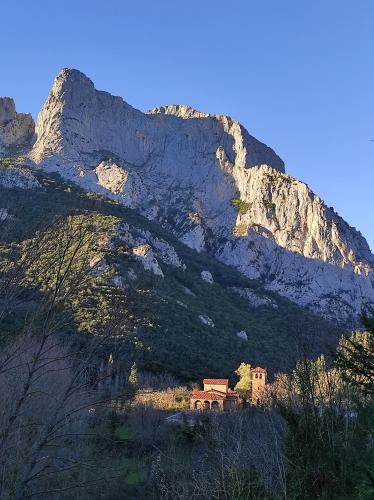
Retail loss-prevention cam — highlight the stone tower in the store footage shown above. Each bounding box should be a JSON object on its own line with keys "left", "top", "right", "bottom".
{"left": 251, "top": 367, "right": 267, "bottom": 405}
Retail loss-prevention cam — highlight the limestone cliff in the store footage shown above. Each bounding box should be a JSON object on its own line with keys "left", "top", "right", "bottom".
{"left": 0, "top": 98, "right": 34, "bottom": 154}
{"left": 28, "top": 69, "right": 374, "bottom": 325}
{"left": 31, "top": 69, "right": 284, "bottom": 173}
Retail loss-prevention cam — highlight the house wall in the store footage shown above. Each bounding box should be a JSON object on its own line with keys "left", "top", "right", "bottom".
{"left": 190, "top": 398, "right": 225, "bottom": 410}
{"left": 203, "top": 383, "right": 227, "bottom": 393}
{"left": 190, "top": 398, "right": 199, "bottom": 410}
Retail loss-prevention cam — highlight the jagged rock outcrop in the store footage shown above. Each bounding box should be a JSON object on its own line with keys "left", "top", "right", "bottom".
{"left": 28, "top": 68, "right": 374, "bottom": 325}
{"left": 230, "top": 165, "right": 373, "bottom": 269}
{"left": 236, "top": 331, "right": 248, "bottom": 341}
{"left": 0, "top": 208, "right": 8, "bottom": 221}
{"left": 95, "top": 161, "right": 128, "bottom": 194}
{"left": 231, "top": 287, "right": 278, "bottom": 309}
{"left": 201, "top": 270, "right": 214, "bottom": 284}
{"left": 198, "top": 314, "right": 215, "bottom": 327}
{"left": 0, "top": 98, "right": 34, "bottom": 154}
{"left": 132, "top": 244, "right": 164, "bottom": 277}
{"left": 0, "top": 165, "right": 40, "bottom": 189}
{"left": 116, "top": 223, "right": 185, "bottom": 270}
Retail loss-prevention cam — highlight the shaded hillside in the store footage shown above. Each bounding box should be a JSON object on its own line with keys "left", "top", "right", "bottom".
{"left": 0, "top": 162, "right": 342, "bottom": 380}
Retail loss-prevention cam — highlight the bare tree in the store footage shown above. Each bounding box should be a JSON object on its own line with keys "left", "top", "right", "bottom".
{"left": 152, "top": 409, "right": 287, "bottom": 500}
{"left": 0, "top": 213, "right": 135, "bottom": 499}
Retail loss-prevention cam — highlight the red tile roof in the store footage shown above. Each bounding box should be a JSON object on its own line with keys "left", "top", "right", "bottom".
{"left": 192, "top": 391, "right": 226, "bottom": 400}
{"left": 191, "top": 389, "right": 240, "bottom": 401}
{"left": 203, "top": 379, "right": 229, "bottom": 385}
{"left": 252, "top": 367, "right": 266, "bottom": 373}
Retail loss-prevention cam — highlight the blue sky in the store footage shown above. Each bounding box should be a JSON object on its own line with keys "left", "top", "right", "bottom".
{"left": 2, "top": 0, "right": 374, "bottom": 249}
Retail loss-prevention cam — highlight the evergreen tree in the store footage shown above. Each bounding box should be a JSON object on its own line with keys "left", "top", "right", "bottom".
{"left": 129, "top": 362, "right": 138, "bottom": 387}
{"left": 335, "top": 318, "right": 374, "bottom": 396}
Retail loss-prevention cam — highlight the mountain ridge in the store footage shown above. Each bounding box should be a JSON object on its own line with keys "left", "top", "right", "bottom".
{"left": 1, "top": 68, "right": 373, "bottom": 325}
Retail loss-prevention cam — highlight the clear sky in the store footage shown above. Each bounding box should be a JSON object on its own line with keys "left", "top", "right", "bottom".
{"left": 2, "top": 0, "right": 374, "bottom": 250}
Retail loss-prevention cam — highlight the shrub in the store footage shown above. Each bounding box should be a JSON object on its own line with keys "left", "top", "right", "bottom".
{"left": 188, "top": 212, "right": 201, "bottom": 225}
{"left": 233, "top": 223, "right": 250, "bottom": 236}
{"left": 231, "top": 198, "right": 252, "bottom": 215}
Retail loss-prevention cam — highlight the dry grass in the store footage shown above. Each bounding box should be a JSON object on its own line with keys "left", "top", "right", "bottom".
{"left": 132, "top": 387, "right": 190, "bottom": 410}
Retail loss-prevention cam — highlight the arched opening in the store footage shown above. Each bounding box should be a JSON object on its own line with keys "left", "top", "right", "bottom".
{"left": 194, "top": 400, "right": 202, "bottom": 410}
{"left": 203, "top": 400, "right": 210, "bottom": 410}
{"left": 211, "top": 401, "right": 220, "bottom": 410}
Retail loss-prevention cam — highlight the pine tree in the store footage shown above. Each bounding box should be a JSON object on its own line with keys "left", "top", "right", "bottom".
{"left": 335, "top": 318, "right": 374, "bottom": 396}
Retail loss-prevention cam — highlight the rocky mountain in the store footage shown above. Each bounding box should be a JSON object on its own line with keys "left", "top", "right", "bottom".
{"left": 0, "top": 164, "right": 340, "bottom": 378}
{"left": 0, "top": 97, "right": 34, "bottom": 155}
{"left": 3, "top": 68, "right": 374, "bottom": 326}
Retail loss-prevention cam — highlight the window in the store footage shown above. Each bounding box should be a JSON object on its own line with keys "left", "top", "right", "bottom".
{"left": 255, "top": 373, "right": 258, "bottom": 379}
{"left": 259, "top": 373, "right": 262, "bottom": 379}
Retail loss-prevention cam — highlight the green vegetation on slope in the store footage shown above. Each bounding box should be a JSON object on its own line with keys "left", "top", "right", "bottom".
{"left": 230, "top": 197, "right": 252, "bottom": 215}
{"left": 0, "top": 168, "right": 341, "bottom": 381}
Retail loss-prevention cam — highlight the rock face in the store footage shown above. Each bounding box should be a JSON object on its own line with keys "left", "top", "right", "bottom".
{"left": 231, "top": 287, "right": 278, "bottom": 309}
{"left": 28, "top": 68, "right": 374, "bottom": 325}
{"left": 116, "top": 223, "right": 185, "bottom": 270}
{"left": 229, "top": 166, "right": 373, "bottom": 268}
{"left": 198, "top": 314, "right": 215, "bottom": 327}
{"left": 31, "top": 70, "right": 284, "bottom": 172}
{"left": 95, "top": 161, "right": 128, "bottom": 194}
{"left": 0, "top": 98, "right": 34, "bottom": 153}
{"left": 201, "top": 270, "right": 214, "bottom": 284}
{"left": 0, "top": 165, "right": 40, "bottom": 190}
{"left": 0, "top": 208, "right": 8, "bottom": 221}
{"left": 236, "top": 331, "right": 248, "bottom": 341}
{"left": 132, "top": 244, "right": 164, "bottom": 277}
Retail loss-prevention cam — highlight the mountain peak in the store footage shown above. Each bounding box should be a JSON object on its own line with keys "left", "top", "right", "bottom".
{"left": 31, "top": 69, "right": 284, "bottom": 171}
{"left": 47, "top": 68, "right": 96, "bottom": 104}
{"left": 55, "top": 67, "right": 95, "bottom": 87}
{"left": 26, "top": 69, "right": 374, "bottom": 324}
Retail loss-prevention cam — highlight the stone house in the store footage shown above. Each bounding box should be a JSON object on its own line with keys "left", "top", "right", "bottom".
{"left": 190, "top": 378, "right": 240, "bottom": 410}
